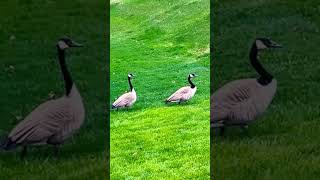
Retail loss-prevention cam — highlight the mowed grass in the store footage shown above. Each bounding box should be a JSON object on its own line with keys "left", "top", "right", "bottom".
{"left": 110, "top": 0, "right": 210, "bottom": 179}
{"left": 212, "top": 0, "right": 320, "bottom": 179}
{"left": 0, "top": 1, "right": 107, "bottom": 179}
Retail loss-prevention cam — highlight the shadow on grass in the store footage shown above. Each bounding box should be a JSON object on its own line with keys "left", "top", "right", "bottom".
{"left": 164, "top": 101, "right": 197, "bottom": 107}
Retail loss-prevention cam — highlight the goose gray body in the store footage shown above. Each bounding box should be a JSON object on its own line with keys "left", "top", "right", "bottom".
{"left": 211, "top": 78, "right": 276, "bottom": 127}
{"left": 7, "top": 85, "right": 84, "bottom": 147}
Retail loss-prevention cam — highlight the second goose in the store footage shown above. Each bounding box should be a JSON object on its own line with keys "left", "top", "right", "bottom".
{"left": 166, "top": 73, "right": 198, "bottom": 104}
{"left": 112, "top": 73, "right": 137, "bottom": 110}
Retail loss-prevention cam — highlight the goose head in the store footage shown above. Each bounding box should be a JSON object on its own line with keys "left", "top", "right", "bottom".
{"left": 128, "top": 73, "right": 135, "bottom": 79}
{"left": 189, "top": 73, "right": 198, "bottom": 79}
{"left": 255, "top": 38, "right": 282, "bottom": 50}
{"left": 58, "top": 37, "right": 83, "bottom": 50}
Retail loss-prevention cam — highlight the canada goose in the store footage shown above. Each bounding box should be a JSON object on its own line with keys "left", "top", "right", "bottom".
{"left": 112, "top": 73, "right": 137, "bottom": 110}
{"left": 0, "top": 37, "right": 85, "bottom": 157}
{"left": 166, "top": 73, "right": 198, "bottom": 104}
{"left": 211, "top": 38, "right": 282, "bottom": 134}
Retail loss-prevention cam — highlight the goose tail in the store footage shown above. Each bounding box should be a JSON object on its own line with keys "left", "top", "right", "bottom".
{"left": 0, "top": 137, "right": 17, "bottom": 151}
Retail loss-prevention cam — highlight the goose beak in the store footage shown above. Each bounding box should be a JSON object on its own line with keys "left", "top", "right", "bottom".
{"left": 270, "top": 41, "right": 282, "bottom": 48}
{"left": 70, "top": 40, "right": 83, "bottom": 47}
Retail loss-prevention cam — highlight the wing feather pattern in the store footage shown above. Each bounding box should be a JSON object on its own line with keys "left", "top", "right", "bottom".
{"left": 9, "top": 98, "right": 73, "bottom": 145}
{"left": 211, "top": 78, "right": 277, "bottom": 126}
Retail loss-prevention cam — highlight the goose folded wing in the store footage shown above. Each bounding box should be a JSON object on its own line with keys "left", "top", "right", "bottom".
{"left": 9, "top": 100, "right": 72, "bottom": 145}
{"left": 113, "top": 93, "right": 134, "bottom": 107}
{"left": 167, "top": 87, "right": 190, "bottom": 101}
{"left": 211, "top": 81, "right": 253, "bottom": 124}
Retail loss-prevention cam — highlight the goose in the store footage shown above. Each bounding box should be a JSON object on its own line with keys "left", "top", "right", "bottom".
{"left": 211, "top": 38, "right": 282, "bottom": 135}
{"left": 1, "top": 37, "right": 85, "bottom": 157}
{"left": 166, "top": 73, "right": 198, "bottom": 104}
{"left": 112, "top": 73, "right": 137, "bottom": 110}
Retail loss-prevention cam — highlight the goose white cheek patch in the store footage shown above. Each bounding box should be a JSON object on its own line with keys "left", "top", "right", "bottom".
{"left": 256, "top": 40, "right": 267, "bottom": 50}
{"left": 58, "top": 41, "right": 69, "bottom": 49}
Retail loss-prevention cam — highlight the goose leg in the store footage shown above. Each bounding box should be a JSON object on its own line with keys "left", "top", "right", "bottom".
{"left": 240, "top": 125, "right": 249, "bottom": 133}
{"left": 53, "top": 145, "right": 60, "bottom": 156}
{"left": 211, "top": 122, "right": 225, "bottom": 136}
{"left": 21, "top": 146, "right": 27, "bottom": 159}
{"left": 241, "top": 125, "right": 248, "bottom": 130}
{"left": 219, "top": 127, "right": 225, "bottom": 136}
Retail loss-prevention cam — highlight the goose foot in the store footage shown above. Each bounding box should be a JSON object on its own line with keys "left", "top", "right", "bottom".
{"left": 20, "top": 146, "right": 27, "bottom": 159}
{"left": 240, "top": 125, "right": 248, "bottom": 132}
{"left": 211, "top": 123, "right": 225, "bottom": 136}
{"left": 219, "top": 127, "right": 225, "bottom": 136}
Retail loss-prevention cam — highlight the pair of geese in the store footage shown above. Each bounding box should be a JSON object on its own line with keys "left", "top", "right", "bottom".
{"left": 0, "top": 37, "right": 280, "bottom": 157}
{"left": 111, "top": 73, "right": 198, "bottom": 110}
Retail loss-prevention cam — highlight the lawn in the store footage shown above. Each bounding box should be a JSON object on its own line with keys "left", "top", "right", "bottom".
{"left": 0, "top": 1, "right": 108, "bottom": 179}
{"left": 110, "top": 0, "right": 210, "bottom": 179}
{"left": 212, "top": 0, "right": 320, "bottom": 179}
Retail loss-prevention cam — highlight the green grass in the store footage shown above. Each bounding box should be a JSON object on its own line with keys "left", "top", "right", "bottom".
{"left": 0, "top": 1, "right": 107, "bottom": 179}
{"left": 110, "top": 0, "right": 210, "bottom": 179}
{"left": 212, "top": 0, "right": 320, "bottom": 179}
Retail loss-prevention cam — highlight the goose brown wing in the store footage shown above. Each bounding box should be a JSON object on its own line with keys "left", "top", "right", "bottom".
{"left": 8, "top": 98, "right": 72, "bottom": 145}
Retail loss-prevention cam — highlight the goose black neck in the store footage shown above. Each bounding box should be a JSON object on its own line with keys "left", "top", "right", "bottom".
{"left": 250, "top": 43, "right": 273, "bottom": 85}
{"left": 57, "top": 46, "right": 73, "bottom": 96}
{"left": 128, "top": 77, "right": 133, "bottom": 91}
{"left": 188, "top": 77, "right": 196, "bottom": 88}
